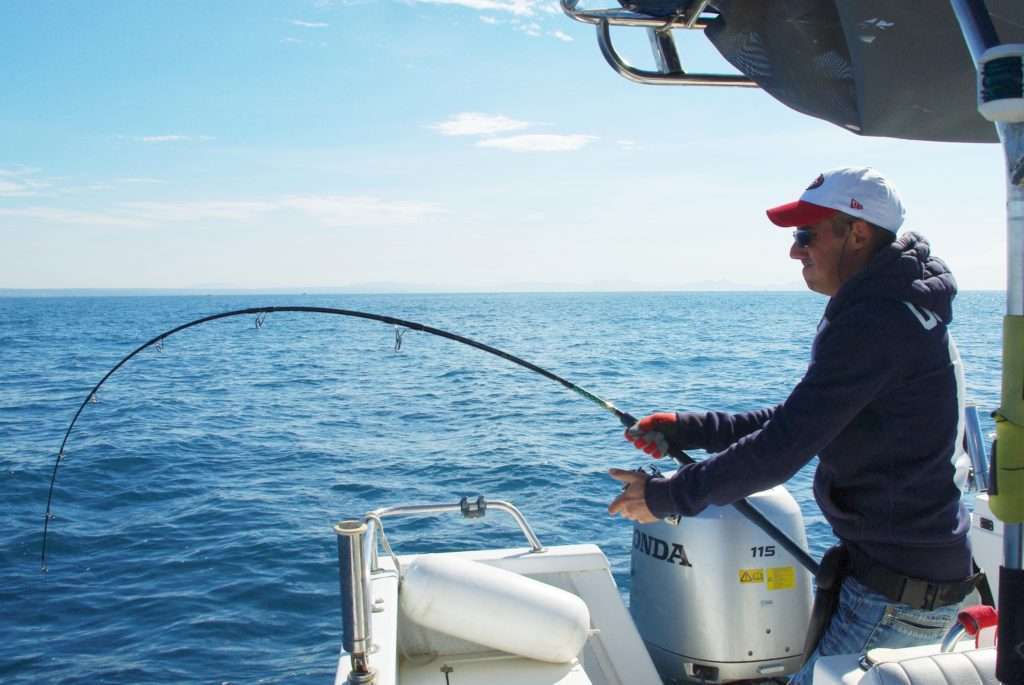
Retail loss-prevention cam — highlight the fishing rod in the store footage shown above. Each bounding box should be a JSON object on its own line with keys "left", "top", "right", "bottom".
{"left": 41, "top": 305, "right": 818, "bottom": 575}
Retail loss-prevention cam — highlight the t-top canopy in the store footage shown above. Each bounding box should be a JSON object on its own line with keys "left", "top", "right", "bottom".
{"left": 596, "top": 0, "right": 1024, "bottom": 142}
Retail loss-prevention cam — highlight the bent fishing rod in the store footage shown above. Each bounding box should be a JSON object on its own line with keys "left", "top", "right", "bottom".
{"left": 41, "top": 305, "right": 818, "bottom": 575}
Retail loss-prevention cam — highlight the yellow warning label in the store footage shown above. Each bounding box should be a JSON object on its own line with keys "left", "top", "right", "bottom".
{"left": 738, "top": 568, "right": 765, "bottom": 584}
{"left": 767, "top": 566, "right": 796, "bottom": 590}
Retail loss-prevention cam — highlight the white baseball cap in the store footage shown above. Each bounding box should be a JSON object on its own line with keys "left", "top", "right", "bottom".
{"left": 766, "top": 167, "right": 905, "bottom": 234}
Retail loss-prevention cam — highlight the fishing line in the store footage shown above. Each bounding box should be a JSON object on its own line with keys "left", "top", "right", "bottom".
{"left": 394, "top": 326, "right": 409, "bottom": 352}
{"left": 40, "top": 305, "right": 818, "bottom": 575}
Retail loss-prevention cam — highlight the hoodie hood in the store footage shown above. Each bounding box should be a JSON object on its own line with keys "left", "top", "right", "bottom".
{"left": 826, "top": 231, "right": 957, "bottom": 323}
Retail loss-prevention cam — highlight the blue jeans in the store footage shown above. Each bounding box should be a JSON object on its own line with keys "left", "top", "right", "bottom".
{"left": 788, "top": 576, "right": 961, "bottom": 685}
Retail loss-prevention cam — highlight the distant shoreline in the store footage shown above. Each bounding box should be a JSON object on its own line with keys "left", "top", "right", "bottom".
{"left": 0, "top": 287, "right": 1005, "bottom": 298}
{"left": 0, "top": 287, "right": 809, "bottom": 297}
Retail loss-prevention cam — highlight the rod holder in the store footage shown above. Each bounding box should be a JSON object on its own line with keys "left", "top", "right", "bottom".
{"left": 965, "top": 404, "right": 990, "bottom": 492}
{"left": 335, "top": 519, "right": 375, "bottom": 683}
{"left": 561, "top": 0, "right": 757, "bottom": 87}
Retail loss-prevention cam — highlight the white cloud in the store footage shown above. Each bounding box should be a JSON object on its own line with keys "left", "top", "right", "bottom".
{"left": 476, "top": 134, "right": 597, "bottom": 151}
{"left": 0, "top": 167, "right": 39, "bottom": 176}
{"left": 135, "top": 135, "right": 214, "bottom": 143}
{"left": 408, "top": 0, "right": 539, "bottom": 17}
{"left": 519, "top": 21, "right": 542, "bottom": 37}
{"left": 0, "top": 171, "right": 170, "bottom": 199}
{"left": 119, "top": 200, "right": 276, "bottom": 223}
{"left": 0, "top": 180, "right": 24, "bottom": 196}
{"left": 430, "top": 112, "right": 531, "bottom": 137}
{"left": 0, "top": 179, "right": 46, "bottom": 197}
{"left": 431, "top": 113, "right": 594, "bottom": 152}
{"left": 479, "top": 15, "right": 499, "bottom": 24}
{"left": 0, "top": 207, "right": 139, "bottom": 226}
{"left": 114, "top": 177, "right": 165, "bottom": 185}
{"left": 0, "top": 195, "right": 446, "bottom": 228}
{"left": 140, "top": 135, "right": 190, "bottom": 143}
{"left": 551, "top": 30, "right": 573, "bottom": 42}
{"left": 290, "top": 19, "right": 329, "bottom": 28}
{"left": 280, "top": 36, "right": 327, "bottom": 46}
{"left": 0, "top": 169, "right": 50, "bottom": 197}
{"left": 281, "top": 195, "right": 446, "bottom": 226}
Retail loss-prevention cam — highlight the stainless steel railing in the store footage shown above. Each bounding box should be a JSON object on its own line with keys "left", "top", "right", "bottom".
{"left": 334, "top": 497, "right": 545, "bottom": 683}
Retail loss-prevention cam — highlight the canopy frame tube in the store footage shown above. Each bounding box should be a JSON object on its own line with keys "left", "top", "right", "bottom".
{"left": 951, "top": 1, "right": 1024, "bottom": 682}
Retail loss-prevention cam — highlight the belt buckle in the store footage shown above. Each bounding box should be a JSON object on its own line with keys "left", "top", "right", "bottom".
{"left": 899, "top": 578, "right": 938, "bottom": 610}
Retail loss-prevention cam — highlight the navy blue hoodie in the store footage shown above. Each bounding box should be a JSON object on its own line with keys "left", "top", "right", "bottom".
{"left": 645, "top": 232, "right": 971, "bottom": 582}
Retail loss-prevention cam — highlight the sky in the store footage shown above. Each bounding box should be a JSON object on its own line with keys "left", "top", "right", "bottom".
{"left": 0, "top": 1, "right": 1009, "bottom": 292}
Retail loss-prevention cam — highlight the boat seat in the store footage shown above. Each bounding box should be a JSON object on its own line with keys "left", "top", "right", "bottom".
{"left": 858, "top": 648, "right": 997, "bottom": 685}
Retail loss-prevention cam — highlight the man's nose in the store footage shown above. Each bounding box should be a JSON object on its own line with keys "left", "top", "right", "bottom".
{"left": 790, "top": 241, "right": 806, "bottom": 260}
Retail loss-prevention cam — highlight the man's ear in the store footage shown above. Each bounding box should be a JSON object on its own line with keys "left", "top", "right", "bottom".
{"left": 848, "top": 219, "right": 874, "bottom": 250}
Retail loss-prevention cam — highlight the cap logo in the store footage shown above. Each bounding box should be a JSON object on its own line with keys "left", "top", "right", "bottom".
{"left": 806, "top": 174, "right": 825, "bottom": 190}
{"left": 850, "top": 198, "right": 864, "bottom": 210}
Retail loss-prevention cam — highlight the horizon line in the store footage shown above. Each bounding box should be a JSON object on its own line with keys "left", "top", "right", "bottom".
{"left": 0, "top": 286, "right": 1006, "bottom": 297}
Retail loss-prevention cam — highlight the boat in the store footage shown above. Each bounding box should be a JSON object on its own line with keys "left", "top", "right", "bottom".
{"left": 330, "top": 423, "right": 999, "bottom": 685}
{"left": 330, "top": 2, "right": 1024, "bottom": 684}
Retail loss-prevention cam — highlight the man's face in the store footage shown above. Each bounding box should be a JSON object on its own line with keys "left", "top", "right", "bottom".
{"left": 790, "top": 217, "right": 850, "bottom": 296}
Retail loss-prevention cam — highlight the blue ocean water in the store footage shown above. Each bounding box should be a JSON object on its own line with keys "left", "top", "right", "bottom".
{"left": 0, "top": 291, "right": 1004, "bottom": 683}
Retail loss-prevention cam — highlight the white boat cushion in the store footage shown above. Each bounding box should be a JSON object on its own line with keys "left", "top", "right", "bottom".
{"left": 400, "top": 556, "right": 592, "bottom": 663}
{"left": 859, "top": 649, "right": 997, "bottom": 685}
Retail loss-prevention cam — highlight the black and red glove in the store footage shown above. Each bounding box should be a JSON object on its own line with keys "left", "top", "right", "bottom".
{"left": 624, "top": 412, "right": 681, "bottom": 459}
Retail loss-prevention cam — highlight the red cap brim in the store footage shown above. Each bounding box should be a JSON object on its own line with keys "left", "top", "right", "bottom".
{"left": 765, "top": 201, "right": 837, "bottom": 227}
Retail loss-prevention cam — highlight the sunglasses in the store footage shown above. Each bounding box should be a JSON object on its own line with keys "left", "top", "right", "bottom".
{"left": 792, "top": 227, "right": 814, "bottom": 248}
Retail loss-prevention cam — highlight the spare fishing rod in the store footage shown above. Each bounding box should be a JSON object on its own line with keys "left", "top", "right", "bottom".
{"left": 41, "top": 305, "right": 818, "bottom": 575}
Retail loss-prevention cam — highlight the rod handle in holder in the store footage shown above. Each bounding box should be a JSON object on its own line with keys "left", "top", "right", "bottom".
{"left": 978, "top": 44, "right": 1024, "bottom": 124}
{"left": 335, "top": 519, "right": 376, "bottom": 683}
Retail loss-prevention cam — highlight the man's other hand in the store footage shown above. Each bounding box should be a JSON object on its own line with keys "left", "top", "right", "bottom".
{"left": 607, "top": 468, "right": 657, "bottom": 523}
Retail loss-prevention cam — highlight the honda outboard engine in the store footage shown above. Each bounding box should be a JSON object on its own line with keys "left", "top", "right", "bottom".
{"left": 630, "top": 484, "right": 814, "bottom": 683}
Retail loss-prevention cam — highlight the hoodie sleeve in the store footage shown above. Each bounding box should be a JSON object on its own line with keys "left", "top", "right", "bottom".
{"left": 675, "top": 407, "right": 779, "bottom": 451}
{"left": 646, "top": 303, "right": 900, "bottom": 518}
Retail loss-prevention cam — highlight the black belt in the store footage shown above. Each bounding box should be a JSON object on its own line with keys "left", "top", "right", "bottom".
{"left": 854, "top": 564, "right": 982, "bottom": 611}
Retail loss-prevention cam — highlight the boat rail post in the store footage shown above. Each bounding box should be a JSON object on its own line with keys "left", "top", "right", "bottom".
{"left": 335, "top": 520, "right": 376, "bottom": 684}
{"left": 965, "top": 404, "right": 990, "bottom": 492}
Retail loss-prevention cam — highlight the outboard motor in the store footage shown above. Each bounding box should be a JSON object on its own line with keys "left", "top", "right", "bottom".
{"left": 630, "top": 484, "right": 813, "bottom": 683}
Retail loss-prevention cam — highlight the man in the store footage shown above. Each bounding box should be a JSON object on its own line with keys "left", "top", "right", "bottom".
{"left": 609, "top": 167, "right": 976, "bottom": 684}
